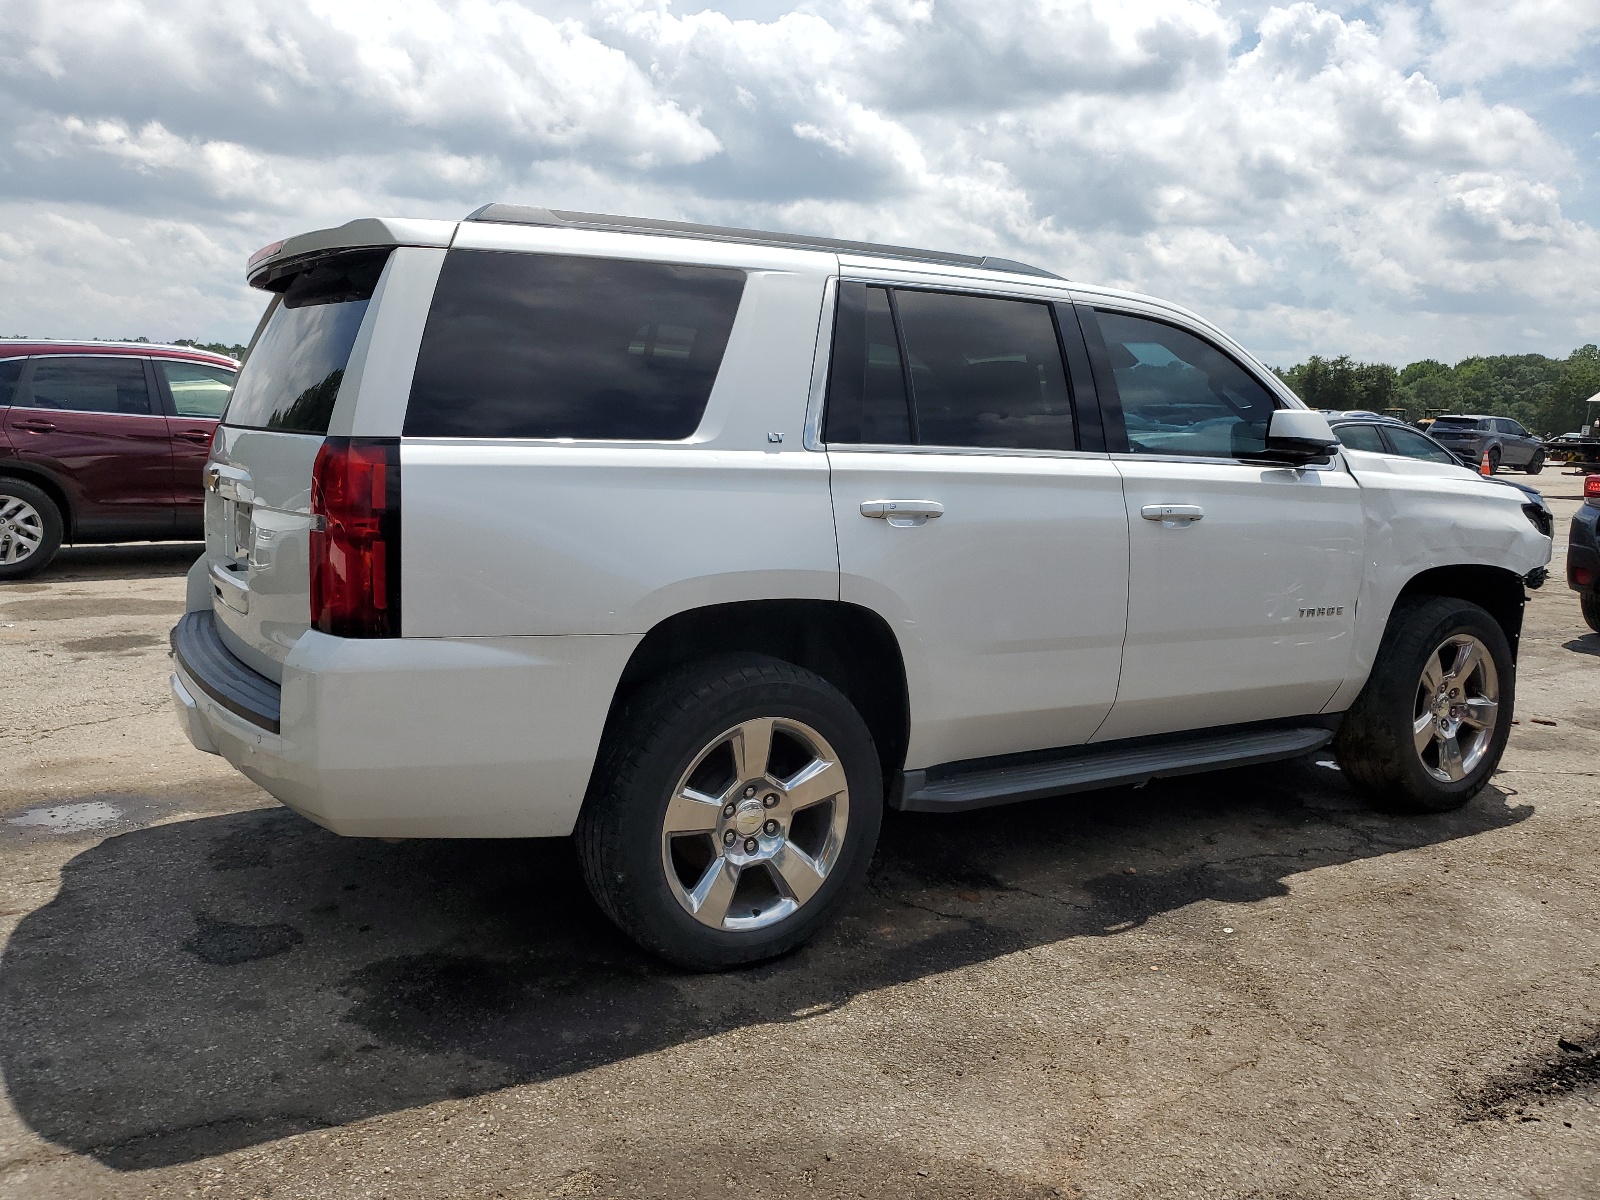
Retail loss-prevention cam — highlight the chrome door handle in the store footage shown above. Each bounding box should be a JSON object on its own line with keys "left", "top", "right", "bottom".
{"left": 1141, "top": 504, "right": 1204, "bottom": 523}
{"left": 861, "top": 499, "right": 944, "bottom": 527}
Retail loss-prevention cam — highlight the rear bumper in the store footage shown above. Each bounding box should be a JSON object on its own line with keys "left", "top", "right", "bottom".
{"left": 170, "top": 610, "right": 640, "bottom": 838}
{"left": 1569, "top": 504, "right": 1600, "bottom": 592}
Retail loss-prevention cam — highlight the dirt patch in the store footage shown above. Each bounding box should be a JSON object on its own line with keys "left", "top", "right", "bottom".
{"left": 59, "top": 632, "right": 165, "bottom": 653}
{"left": 1463, "top": 1032, "right": 1600, "bottom": 1121}
{"left": 2, "top": 597, "right": 183, "bottom": 621}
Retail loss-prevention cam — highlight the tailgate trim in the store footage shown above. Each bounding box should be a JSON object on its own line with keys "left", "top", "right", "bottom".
{"left": 171, "top": 611, "right": 282, "bottom": 734}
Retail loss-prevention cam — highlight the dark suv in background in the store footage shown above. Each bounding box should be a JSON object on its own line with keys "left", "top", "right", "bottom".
{"left": 0, "top": 341, "right": 237, "bottom": 578}
{"left": 1426, "top": 414, "right": 1545, "bottom": 474}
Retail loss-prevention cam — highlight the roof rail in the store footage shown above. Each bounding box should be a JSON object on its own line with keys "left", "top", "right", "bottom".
{"left": 463, "top": 204, "right": 1063, "bottom": 280}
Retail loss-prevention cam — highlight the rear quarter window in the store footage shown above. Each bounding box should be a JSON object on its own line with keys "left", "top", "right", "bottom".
{"left": 404, "top": 250, "right": 746, "bottom": 440}
{"left": 0, "top": 358, "right": 21, "bottom": 406}
{"left": 225, "top": 250, "right": 390, "bottom": 433}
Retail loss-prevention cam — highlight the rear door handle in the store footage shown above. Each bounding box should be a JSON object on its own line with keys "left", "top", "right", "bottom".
{"left": 12, "top": 419, "right": 55, "bottom": 433}
{"left": 1141, "top": 504, "right": 1204, "bottom": 524}
{"left": 861, "top": 499, "right": 944, "bottom": 527}
{"left": 174, "top": 428, "right": 214, "bottom": 444}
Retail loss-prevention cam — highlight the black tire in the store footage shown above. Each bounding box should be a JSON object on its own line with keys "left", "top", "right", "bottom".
{"left": 576, "top": 654, "right": 883, "bottom": 970}
{"left": 1487, "top": 446, "right": 1501, "bottom": 473}
{"left": 1334, "top": 596, "right": 1514, "bottom": 813}
{"left": 1583, "top": 594, "right": 1600, "bottom": 635}
{"left": 0, "top": 478, "right": 63, "bottom": 580}
{"left": 1523, "top": 450, "right": 1544, "bottom": 475}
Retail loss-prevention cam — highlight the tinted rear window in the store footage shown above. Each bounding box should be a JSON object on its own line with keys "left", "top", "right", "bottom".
{"left": 225, "top": 250, "right": 390, "bottom": 433}
{"left": 1430, "top": 417, "right": 1480, "bottom": 429}
{"left": 404, "top": 250, "right": 746, "bottom": 440}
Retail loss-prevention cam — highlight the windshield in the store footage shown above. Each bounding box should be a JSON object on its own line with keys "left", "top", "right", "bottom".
{"left": 225, "top": 250, "right": 391, "bottom": 432}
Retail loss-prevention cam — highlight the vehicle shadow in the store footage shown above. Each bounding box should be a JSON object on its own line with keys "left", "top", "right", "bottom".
{"left": 1563, "top": 633, "right": 1600, "bottom": 657}
{"left": 11, "top": 542, "right": 204, "bottom": 584}
{"left": 0, "top": 758, "right": 1529, "bottom": 1170}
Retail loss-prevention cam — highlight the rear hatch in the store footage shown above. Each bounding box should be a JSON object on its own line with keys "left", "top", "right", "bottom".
{"left": 1428, "top": 417, "right": 1482, "bottom": 443}
{"left": 206, "top": 249, "right": 391, "bottom": 680}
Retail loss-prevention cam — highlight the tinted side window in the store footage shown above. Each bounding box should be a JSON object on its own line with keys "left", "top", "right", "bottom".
{"left": 1384, "top": 426, "right": 1458, "bottom": 464}
{"left": 24, "top": 357, "right": 153, "bottom": 415}
{"left": 226, "top": 250, "right": 389, "bottom": 432}
{"left": 824, "top": 284, "right": 912, "bottom": 445}
{"left": 405, "top": 251, "right": 746, "bottom": 440}
{"left": 162, "top": 361, "right": 236, "bottom": 418}
{"left": 894, "top": 290, "right": 1075, "bottom": 451}
{"left": 0, "top": 359, "right": 21, "bottom": 407}
{"left": 1333, "top": 423, "right": 1386, "bottom": 452}
{"left": 1095, "top": 312, "right": 1276, "bottom": 457}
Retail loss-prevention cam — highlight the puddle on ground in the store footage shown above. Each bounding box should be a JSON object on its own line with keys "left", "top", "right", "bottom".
{"left": 5, "top": 802, "right": 124, "bottom": 834}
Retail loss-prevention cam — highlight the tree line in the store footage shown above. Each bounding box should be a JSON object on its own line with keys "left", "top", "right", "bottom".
{"left": 1275, "top": 345, "right": 1600, "bottom": 436}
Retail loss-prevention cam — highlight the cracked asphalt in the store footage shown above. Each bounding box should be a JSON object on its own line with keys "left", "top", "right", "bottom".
{"left": 1, "top": 476, "right": 1598, "bottom": 1199}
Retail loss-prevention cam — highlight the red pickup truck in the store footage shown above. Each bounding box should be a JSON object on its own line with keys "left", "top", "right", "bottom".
{"left": 0, "top": 341, "right": 239, "bottom": 578}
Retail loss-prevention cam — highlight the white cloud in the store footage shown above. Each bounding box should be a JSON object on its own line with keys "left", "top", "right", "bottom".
{"left": 0, "top": 0, "right": 1595, "bottom": 363}
{"left": 1426, "top": 0, "right": 1600, "bottom": 83}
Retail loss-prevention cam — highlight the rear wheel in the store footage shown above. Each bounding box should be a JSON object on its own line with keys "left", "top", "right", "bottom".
{"left": 576, "top": 655, "right": 883, "bottom": 970}
{"left": 0, "top": 479, "right": 63, "bottom": 580}
{"left": 1487, "top": 446, "right": 1502, "bottom": 473}
{"left": 1583, "top": 594, "right": 1600, "bottom": 635}
{"left": 1524, "top": 450, "right": 1544, "bottom": 475}
{"left": 1335, "top": 596, "right": 1513, "bottom": 812}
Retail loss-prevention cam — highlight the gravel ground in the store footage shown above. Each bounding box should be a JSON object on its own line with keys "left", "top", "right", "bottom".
{"left": 0, "top": 476, "right": 1596, "bottom": 1200}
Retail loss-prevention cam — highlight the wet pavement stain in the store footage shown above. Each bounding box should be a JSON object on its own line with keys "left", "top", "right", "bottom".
{"left": 60, "top": 632, "right": 165, "bottom": 653}
{"left": 184, "top": 911, "right": 305, "bottom": 966}
{"left": 2, "top": 597, "right": 184, "bottom": 621}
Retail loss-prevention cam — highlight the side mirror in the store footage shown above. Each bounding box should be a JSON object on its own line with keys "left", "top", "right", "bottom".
{"left": 1257, "top": 409, "right": 1341, "bottom": 465}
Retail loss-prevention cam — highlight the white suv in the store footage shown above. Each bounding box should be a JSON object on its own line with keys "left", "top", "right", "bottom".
{"left": 170, "top": 206, "right": 1551, "bottom": 968}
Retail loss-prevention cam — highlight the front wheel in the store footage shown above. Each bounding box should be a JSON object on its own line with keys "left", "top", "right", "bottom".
{"left": 576, "top": 655, "right": 883, "bottom": 970}
{"left": 1335, "top": 596, "right": 1513, "bottom": 812}
{"left": 1523, "top": 450, "right": 1544, "bottom": 475}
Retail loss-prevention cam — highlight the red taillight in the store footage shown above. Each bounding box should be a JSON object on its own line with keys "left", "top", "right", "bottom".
{"left": 1586, "top": 475, "right": 1600, "bottom": 503}
{"left": 310, "top": 437, "right": 401, "bottom": 638}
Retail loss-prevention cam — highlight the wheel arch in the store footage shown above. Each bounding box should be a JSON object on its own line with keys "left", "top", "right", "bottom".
{"left": 602, "top": 599, "right": 911, "bottom": 786}
{"left": 1395, "top": 564, "right": 1527, "bottom": 659}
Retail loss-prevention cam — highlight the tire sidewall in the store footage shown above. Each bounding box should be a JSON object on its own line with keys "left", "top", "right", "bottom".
{"left": 1380, "top": 601, "right": 1514, "bottom": 809}
{"left": 0, "top": 479, "right": 63, "bottom": 580}
{"left": 593, "top": 664, "right": 883, "bottom": 968}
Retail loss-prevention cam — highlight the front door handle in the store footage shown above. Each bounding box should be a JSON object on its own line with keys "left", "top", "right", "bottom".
{"left": 1141, "top": 503, "right": 1204, "bottom": 524}
{"left": 861, "top": 499, "right": 944, "bottom": 527}
{"left": 12, "top": 419, "right": 55, "bottom": 433}
{"left": 174, "top": 428, "right": 214, "bottom": 444}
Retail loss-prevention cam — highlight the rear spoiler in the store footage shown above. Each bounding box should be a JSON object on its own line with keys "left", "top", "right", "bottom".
{"left": 246, "top": 218, "right": 455, "bottom": 290}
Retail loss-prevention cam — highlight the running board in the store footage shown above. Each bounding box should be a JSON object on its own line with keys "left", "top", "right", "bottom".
{"left": 893, "top": 725, "right": 1336, "bottom": 813}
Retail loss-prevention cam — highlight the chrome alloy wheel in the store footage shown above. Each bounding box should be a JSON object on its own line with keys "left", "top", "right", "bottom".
{"left": 0, "top": 495, "right": 44, "bottom": 565}
{"left": 1412, "top": 632, "right": 1500, "bottom": 783}
{"left": 661, "top": 716, "right": 850, "bottom": 932}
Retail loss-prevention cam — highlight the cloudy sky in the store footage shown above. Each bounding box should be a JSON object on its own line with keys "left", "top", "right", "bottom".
{"left": 1, "top": 0, "right": 1596, "bottom": 366}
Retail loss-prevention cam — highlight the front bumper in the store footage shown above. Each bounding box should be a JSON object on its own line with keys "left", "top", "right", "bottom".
{"left": 170, "top": 609, "right": 640, "bottom": 838}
